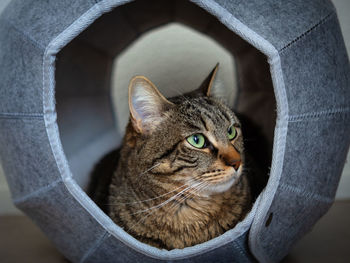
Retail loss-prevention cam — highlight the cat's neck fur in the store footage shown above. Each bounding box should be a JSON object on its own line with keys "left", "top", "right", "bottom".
{"left": 103, "top": 65, "right": 252, "bottom": 250}
{"left": 108, "top": 122, "right": 250, "bottom": 250}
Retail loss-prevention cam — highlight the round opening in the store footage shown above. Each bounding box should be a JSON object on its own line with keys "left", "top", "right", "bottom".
{"left": 55, "top": 0, "right": 275, "bottom": 250}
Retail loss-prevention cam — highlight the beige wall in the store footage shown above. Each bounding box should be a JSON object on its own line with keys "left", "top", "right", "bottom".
{"left": 112, "top": 23, "right": 236, "bottom": 136}
{"left": 0, "top": 0, "right": 349, "bottom": 214}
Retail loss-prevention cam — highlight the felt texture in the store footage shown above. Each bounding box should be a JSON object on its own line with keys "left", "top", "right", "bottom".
{"left": 255, "top": 113, "right": 350, "bottom": 262}
{"left": 117, "top": 0, "right": 173, "bottom": 33}
{"left": 0, "top": 0, "right": 349, "bottom": 262}
{"left": 175, "top": 0, "right": 218, "bottom": 33}
{"left": 78, "top": 8, "right": 139, "bottom": 57}
{"left": 280, "top": 14, "right": 350, "bottom": 115}
{"left": 283, "top": 114, "right": 350, "bottom": 198}
{"left": 1, "top": 0, "right": 96, "bottom": 48}
{"left": 16, "top": 181, "right": 108, "bottom": 263}
{"left": 55, "top": 42, "right": 113, "bottom": 98}
{"left": 213, "top": 0, "right": 334, "bottom": 50}
{"left": 84, "top": 232, "right": 256, "bottom": 263}
{"left": 0, "top": 118, "right": 61, "bottom": 199}
{"left": 0, "top": 21, "right": 44, "bottom": 114}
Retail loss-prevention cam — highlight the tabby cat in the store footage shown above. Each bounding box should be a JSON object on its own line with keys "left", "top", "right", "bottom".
{"left": 89, "top": 64, "right": 251, "bottom": 250}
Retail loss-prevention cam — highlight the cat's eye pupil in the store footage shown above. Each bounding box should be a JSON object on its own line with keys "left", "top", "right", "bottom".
{"left": 227, "top": 125, "right": 237, "bottom": 140}
{"left": 187, "top": 134, "right": 206, "bottom": 148}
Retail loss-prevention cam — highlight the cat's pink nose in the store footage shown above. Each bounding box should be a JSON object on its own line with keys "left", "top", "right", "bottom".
{"left": 224, "top": 157, "right": 241, "bottom": 171}
{"left": 220, "top": 147, "right": 241, "bottom": 170}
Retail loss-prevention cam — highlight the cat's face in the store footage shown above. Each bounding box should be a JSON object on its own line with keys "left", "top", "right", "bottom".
{"left": 127, "top": 65, "right": 244, "bottom": 196}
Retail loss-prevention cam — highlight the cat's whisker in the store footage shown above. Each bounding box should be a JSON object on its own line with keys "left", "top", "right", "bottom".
{"left": 127, "top": 181, "right": 208, "bottom": 233}
{"left": 131, "top": 182, "right": 201, "bottom": 215}
{"left": 128, "top": 181, "right": 205, "bottom": 233}
{"left": 167, "top": 181, "right": 210, "bottom": 212}
{"left": 126, "top": 185, "right": 195, "bottom": 232}
{"left": 105, "top": 177, "right": 200, "bottom": 206}
{"left": 167, "top": 183, "right": 210, "bottom": 215}
{"left": 110, "top": 177, "right": 199, "bottom": 205}
{"left": 139, "top": 162, "right": 161, "bottom": 176}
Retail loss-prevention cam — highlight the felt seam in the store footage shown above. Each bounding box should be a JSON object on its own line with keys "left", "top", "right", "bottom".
{"left": 232, "top": 240, "right": 249, "bottom": 259}
{"left": 279, "top": 11, "right": 335, "bottom": 54}
{"left": 279, "top": 183, "right": 333, "bottom": 204}
{"left": 0, "top": 113, "right": 43, "bottom": 119}
{"left": 13, "top": 179, "right": 63, "bottom": 205}
{"left": 0, "top": 18, "right": 45, "bottom": 50}
{"left": 80, "top": 232, "right": 110, "bottom": 263}
{"left": 288, "top": 107, "right": 350, "bottom": 122}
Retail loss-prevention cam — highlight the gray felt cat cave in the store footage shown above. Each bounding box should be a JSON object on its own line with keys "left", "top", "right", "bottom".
{"left": 0, "top": 0, "right": 350, "bottom": 262}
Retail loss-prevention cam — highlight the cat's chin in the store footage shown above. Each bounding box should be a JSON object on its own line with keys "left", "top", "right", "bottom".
{"left": 203, "top": 166, "right": 243, "bottom": 195}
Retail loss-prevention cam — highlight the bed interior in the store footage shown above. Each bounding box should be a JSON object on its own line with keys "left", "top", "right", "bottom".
{"left": 55, "top": 0, "right": 275, "bottom": 209}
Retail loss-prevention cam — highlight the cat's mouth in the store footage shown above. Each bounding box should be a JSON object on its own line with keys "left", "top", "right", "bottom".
{"left": 194, "top": 164, "right": 243, "bottom": 195}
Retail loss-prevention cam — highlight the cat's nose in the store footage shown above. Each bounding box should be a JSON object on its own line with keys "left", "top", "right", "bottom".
{"left": 220, "top": 146, "right": 241, "bottom": 171}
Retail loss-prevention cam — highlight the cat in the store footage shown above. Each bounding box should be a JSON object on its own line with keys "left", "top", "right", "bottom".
{"left": 89, "top": 64, "right": 252, "bottom": 250}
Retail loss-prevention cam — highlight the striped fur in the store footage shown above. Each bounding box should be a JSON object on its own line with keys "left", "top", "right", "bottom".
{"left": 101, "top": 67, "right": 251, "bottom": 250}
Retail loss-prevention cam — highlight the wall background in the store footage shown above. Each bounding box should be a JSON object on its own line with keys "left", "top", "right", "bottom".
{"left": 0, "top": 0, "right": 349, "bottom": 214}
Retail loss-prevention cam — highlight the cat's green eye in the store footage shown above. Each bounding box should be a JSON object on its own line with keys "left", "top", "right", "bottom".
{"left": 187, "top": 134, "right": 206, "bottom": 148}
{"left": 227, "top": 125, "right": 237, "bottom": 140}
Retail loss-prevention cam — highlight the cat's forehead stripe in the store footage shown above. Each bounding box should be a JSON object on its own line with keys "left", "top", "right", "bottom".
{"left": 199, "top": 114, "right": 209, "bottom": 131}
{"left": 201, "top": 103, "right": 230, "bottom": 127}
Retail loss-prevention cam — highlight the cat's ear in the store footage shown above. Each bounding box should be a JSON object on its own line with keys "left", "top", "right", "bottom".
{"left": 197, "top": 63, "right": 221, "bottom": 97}
{"left": 129, "top": 76, "right": 173, "bottom": 134}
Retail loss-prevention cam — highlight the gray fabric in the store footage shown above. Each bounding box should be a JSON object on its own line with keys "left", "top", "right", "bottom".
{"left": 254, "top": 113, "right": 350, "bottom": 262}
{"left": 55, "top": 43, "right": 113, "bottom": 98}
{"left": 213, "top": 0, "right": 334, "bottom": 51}
{"left": 0, "top": 21, "right": 44, "bottom": 114}
{"left": 78, "top": 8, "right": 139, "bottom": 57}
{"left": 175, "top": 0, "right": 219, "bottom": 33}
{"left": 0, "top": 0, "right": 349, "bottom": 262}
{"left": 1, "top": 0, "right": 96, "bottom": 48}
{"left": 280, "top": 15, "right": 350, "bottom": 116}
{"left": 249, "top": 13, "right": 350, "bottom": 262}
{"left": 0, "top": 118, "right": 61, "bottom": 199}
{"left": 117, "top": 0, "right": 173, "bottom": 34}
{"left": 84, "top": 231, "right": 255, "bottom": 263}
{"left": 16, "top": 181, "right": 107, "bottom": 263}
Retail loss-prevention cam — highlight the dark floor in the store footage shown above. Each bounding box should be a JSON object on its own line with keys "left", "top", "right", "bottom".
{"left": 281, "top": 200, "right": 350, "bottom": 263}
{"left": 0, "top": 201, "right": 349, "bottom": 263}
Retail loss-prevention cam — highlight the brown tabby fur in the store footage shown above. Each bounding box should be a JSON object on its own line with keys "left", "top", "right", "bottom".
{"left": 91, "top": 65, "right": 251, "bottom": 250}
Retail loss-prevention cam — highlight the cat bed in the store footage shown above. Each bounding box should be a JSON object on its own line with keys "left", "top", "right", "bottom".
{"left": 0, "top": 0, "right": 349, "bottom": 262}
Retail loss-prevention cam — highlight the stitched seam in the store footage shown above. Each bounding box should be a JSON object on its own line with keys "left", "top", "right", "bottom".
{"left": 279, "top": 183, "right": 333, "bottom": 204}
{"left": 0, "top": 113, "right": 43, "bottom": 120}
{"left": 80, "top": 232, "right": 109, "bottom": 263}
{"left": 13, "top": 179, "right": 62, "bottom": 204}
{"left": 279, "top": 12, "right": 334, "bottom": 53}
{"left": 288, "top": 107, "right": 350, "bottom": 122}
{"left": 0, "top": 18, "right": 45, "bottom": 50}
{"left": 232, "top": 240, "right": 249, "bottom": 260}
